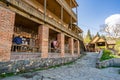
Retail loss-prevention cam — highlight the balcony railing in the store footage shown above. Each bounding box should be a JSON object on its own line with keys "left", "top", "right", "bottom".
{"left": 5, "top": 0, "right": 82, "bottom": 41}
{"left": 74, "top": 48, "right": 78, "bottom": 54}
{"left": 11, "top": 44, "right": 40, "bottom": 53}
{"left": 48, "top": 47, "right": 61, "bottom": 53}
{"left": 56, "top": 0, "right": 77, "bottom": 21}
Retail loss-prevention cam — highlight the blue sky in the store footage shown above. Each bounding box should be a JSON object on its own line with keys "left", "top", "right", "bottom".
{"left": 76, "top": 0, "right": 120, "bottom": 36}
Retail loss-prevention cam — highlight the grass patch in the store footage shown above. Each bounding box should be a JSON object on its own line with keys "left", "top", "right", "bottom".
{"left": 0, "top": 73, "right": 15, "bottom": 78}
{"left": 98, "top": 46, "right": 106, "bottom": 49}
{"left": 100, "top": 49, "right": 120, "bottom": 61}
{"left": 119, "top": 70, "right": 120, "bottom": 74}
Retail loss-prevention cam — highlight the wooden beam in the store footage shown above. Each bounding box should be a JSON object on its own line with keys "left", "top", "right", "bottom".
{"left": 44, "top": 0, "right": 47, "bottom": 21}
{"left": 61, "top": 6, "right": 63, "bottom": 24}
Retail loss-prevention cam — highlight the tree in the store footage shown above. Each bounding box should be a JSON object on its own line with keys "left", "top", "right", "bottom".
{"left": 100, "top": 24, "right": 120, "bottom": 55}
{"left": 101, "top": 34, "right": 106, "bottom": 39}
{"left": 84, "top": 29, "right": 92, "bottom": 44}
{"left": 100, "top": 24, "right": 120, "bottom": 38}
{"left": 97, "top": 32, "right": 100, "bottom": 37}
{"left": 91, "top": 34, "right": 95, "bottom": 39}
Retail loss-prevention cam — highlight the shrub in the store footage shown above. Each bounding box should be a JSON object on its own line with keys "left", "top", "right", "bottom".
{"left": 100, "top": 49, "right": 114, "bottom": 61}
{"left": 114, "top": 44, "right": 120, "bottom": 55}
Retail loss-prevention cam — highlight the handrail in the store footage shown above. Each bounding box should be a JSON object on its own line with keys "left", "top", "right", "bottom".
{"left": 5, "top": 0, "right": 82, "bottom": 41}
{"left": 56, "top": 0, "right": 77, "bottom": 20}
{"left": 11, "top": 44, "right": 40, "bottom": 53}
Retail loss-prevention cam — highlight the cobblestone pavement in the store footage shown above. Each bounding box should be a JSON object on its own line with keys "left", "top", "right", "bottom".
{"left": 2, "top": 53, "right": 120, "bottom": 80}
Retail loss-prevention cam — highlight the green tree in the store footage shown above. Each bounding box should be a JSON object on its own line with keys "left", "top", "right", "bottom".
{"left": 97, "top": 32, "right": 100, "bottom": 37}
{"left": 84, "top": 29, "right": 92, "bottom": 44}
{"left": 91, "top": 34, "right": 95, "bottom": 39}
{"left": 101, "top": 34, "right": 106, "bottom": 39}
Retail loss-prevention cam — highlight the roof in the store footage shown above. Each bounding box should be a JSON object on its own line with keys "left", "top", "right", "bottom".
{"left": 97, "top": 38, "right": 106, "bottom": 42}
{"left": 106, "top": 40, "right": 116, "bottom": 45}
{"left": 65, "top": 0, "right": 78, "bottom": 8}
{"left": 72, "top": 24, "right": 83, "bottom": 33}
{"left": 89, "top": 35, "right": 100, "bottom": 44}
{"left": 89, "top": 35, "right": 106, "bottom": 44}
{"left": 72, "top": 0, "right": 79, "bottom": 7}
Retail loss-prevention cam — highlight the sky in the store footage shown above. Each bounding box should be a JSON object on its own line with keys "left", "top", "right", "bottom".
{"left": 76, "top": 0, "right": 120, "bottom": 36}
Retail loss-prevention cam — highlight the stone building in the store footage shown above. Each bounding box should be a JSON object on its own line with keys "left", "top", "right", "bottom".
{"left": 0, "top": 0, "right": 83, "bottom": 62}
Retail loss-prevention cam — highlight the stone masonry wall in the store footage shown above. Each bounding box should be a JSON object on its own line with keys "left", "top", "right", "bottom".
{"left": 0, "top": 57, "right": 79, "bottom": 74}
{"left": 96, "top": 50, "right": 120, "bottom": 68}
{"left": 0, "top": 6, "right": 15, "bottom": 61}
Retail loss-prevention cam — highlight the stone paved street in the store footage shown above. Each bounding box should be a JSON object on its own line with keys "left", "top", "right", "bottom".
{"left": 2, "top": 53, "right": 120, "bottom": 80}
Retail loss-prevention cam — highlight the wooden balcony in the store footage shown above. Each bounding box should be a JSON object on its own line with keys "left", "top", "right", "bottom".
{"left": 4, "top": 0, "right": 82, "bottom": 41}
{"left": 56, "top": 0, "right": 77, "bottom": 21}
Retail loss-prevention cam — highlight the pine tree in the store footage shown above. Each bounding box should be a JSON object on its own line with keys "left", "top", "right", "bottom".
{"left": 101, "top": 34, "right": 106, "bottom": 39}
{"left": 84, "top": 29, "right": 92, "bottom": 44}
{"left": 97, "top": 32, "right": 100, "bottom": 37}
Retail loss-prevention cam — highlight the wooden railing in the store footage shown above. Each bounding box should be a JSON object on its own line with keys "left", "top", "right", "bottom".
{"left": 11, "top": 44, "right": 40, "bottom": 53}
{"left": 56, "top": 0, "right": 77, "bottom": 21}
{"left": 74, "top": 48, "right": 78, "bottom": 54}
{"left": 64, "top": 46, "right": 71, "bottom": 53}
{"left": 5, "top": 0, "right": 82, "bottom": 41}
{"left": 48, "top": 47, "right": 61, "bottom": 53}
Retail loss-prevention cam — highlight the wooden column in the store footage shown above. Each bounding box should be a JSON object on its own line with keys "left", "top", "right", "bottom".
{"left": 61, "top": 6, "right": 63, "bottom": 24}
{"left": 76, "top": 7, "right": 78, "bottom": 25}
{"left": 38, "top": 24, "right": 49, "bottom": 58}
{"left": 44, "top": 0, "right": 47, "bottom": 21}
{"left": 0, "top": 6, "right": 15, "bottom": 61}
{"left": 70, "top": 0, "right": 72, "bottom": 28}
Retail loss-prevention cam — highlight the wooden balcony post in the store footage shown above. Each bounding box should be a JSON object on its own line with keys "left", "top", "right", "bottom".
{"left": 76, "top": 6, "right": 78, "bottom": 25}
{"left": 70, "top": 0, "right": 72, "bottom": 7}
{"left": 44, "top": 0, "right": 47, "bottom": 21}
{"left": 70, "top": 0, "right": 72, "bottom": 28}
{"left": 61, "top": 6, "right": 63, "bottom": 24}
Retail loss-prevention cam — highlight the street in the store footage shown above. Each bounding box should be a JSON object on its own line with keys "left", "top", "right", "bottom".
{"left": 2, "top": 53, "right": 120, "bottom": 80}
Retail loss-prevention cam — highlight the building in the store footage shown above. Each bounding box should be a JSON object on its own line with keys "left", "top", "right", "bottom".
{"left": 0, "top": 0, "right": 83, "bottom": 62}
{"left": 87, "top": 35, "right": 116, "bottom": 52}
{"left": 106, "top": 39, "right": 116, "bottom": 50}
{"left": 87, "top": 35, "right": 106, "bottom": 52}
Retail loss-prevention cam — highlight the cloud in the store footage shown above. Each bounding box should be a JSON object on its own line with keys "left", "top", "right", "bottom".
{"left": 104, "top": 14, "right": 120, "bottom": 37}
{"left": 105, "top": 14, "right": 120, "bottom": 26}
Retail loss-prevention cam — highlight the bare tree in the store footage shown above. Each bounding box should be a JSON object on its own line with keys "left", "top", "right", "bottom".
{"left": 112, "top": 24, "right": 120, "bottom": 37}
{"left": 100, "top": 24, "right": 120, "bottom": 38}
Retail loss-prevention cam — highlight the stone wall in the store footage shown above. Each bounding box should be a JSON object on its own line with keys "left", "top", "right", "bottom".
{"left": 0, "top": 56, "right": 78, "bottom": 74}
{"left": 11, "top": 53, "right": 41, "bottom": 60}
{"left": 96, "top": 50, "right": 120, "bottom": 68}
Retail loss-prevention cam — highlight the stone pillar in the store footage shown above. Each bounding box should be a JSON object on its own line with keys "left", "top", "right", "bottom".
{"left": 0, "top": 6, "right": 15, "bottom": 61}
{"left": 68, "top": 37, "right": 74, "bottom": 56}
{"left": 57, "top": 33, "right": 64, "bottom": 57}
{"left": 77, "top": 40, "right": 80, "bottom": 56}
{"left": 38, "top": 24, "right": 49, "bottom": 58}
